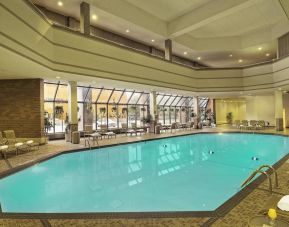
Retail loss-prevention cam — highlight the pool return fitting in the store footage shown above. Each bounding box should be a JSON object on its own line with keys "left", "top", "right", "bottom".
{"left": 241, "top": 165, "right": 278, "bottom": 194}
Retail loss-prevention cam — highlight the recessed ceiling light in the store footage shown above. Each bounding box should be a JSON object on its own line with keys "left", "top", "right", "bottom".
{"left": 266, "top": 53, "right": 270, "bottom": 57}
{"left": 151, "top": 39, "right": 155, "bottom": 42}
{"left": 126, "top": 29, "right": 130, "bottom": 33}
{"left": 197, "top": 57, "right": 201, "bottom": 60}
{"left": 278, "top": 87, "right": 282, "bottom": 91}
{"left": 258, "top": 47, "right": 262, "bottom": 51}
{"left": 92, "top": 14, "right": 98, "bottom": 20}
{"left": 56, "top": 76, "right": 61, "bottom": 79}
{"left": 229, "top": 54, "right": 233, "bottom": 57}
{"left": 238, "top": 59, "right": 243, "bottom": 63}
{"left": 184, "top": 51, "right": 188, "bottom": 55}
{"left": 57, "top": 1, "right": 63, "bottom": 6}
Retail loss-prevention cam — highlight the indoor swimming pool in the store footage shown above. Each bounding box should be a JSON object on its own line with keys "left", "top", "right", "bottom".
{"left": 0, "top": 133, "right": 289, "bottom": 213}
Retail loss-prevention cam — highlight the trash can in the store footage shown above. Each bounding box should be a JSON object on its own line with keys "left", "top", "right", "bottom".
{"left": 72, "top": 131, "right": 80, "bottom": 144}
{"left": 155, "top": 125, "right": 161, "bottom": 134}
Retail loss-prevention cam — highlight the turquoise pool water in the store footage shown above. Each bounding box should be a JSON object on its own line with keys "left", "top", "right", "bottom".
{"left": 1, "top": 133, "right": 289, "bottom": 213}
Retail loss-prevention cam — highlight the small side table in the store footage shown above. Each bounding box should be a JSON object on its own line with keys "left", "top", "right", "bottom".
{"left": 248, "top": 215, "right": 289, "bottom": 227}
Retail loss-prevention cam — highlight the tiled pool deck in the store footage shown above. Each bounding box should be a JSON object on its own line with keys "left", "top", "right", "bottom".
{"left": 1, "top": 126, "right": 289, "bottom": 226}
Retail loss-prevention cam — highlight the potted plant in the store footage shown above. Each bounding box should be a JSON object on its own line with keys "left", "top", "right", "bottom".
{"left": 64, "top": 113, "right": 70, "bottom": 142}
{"left": 226, "top": 112, "right": 233, "bottom": 124}
{"left": 99, "top": 107, "right": 106, "bottom": 113}
{"left": 122, "top": 107, "right": 127, "bottom": 114}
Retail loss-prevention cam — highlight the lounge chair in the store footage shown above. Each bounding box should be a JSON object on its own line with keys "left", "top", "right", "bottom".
{"left": 14, "top": 142, "right": 29, "bottom": 155}
{"left": 0, "top": 132, "right": 8, "bottom": 145}
{"left": 131, "top": 123, "right": 146, "bottom": 135}
{"left": 0, "top": 145, "right": 17, "bottom": 159}
{"left": 84, "top": 125, "right": 102, "bottom": 145}
{"left": 26, "top": 140, "right": 40, "bottom": 151}
{"left": 98, "top": 125, "right": 116, "bottom": 139}
{"left": 170, "top": 122, "right": 178, "bottom": 133}
{"left": 3, "top": 130, "right": 19, "bottom": 144}
{"left": 185, "top": 122, "right": 194, "bottom": 130}
{"left": 123, "top": 123, "right": 136, "bottom": 136}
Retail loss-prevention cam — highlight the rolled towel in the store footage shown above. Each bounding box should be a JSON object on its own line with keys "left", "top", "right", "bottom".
{"left": 277, "top": 195, "right": 289, "bottom": 211}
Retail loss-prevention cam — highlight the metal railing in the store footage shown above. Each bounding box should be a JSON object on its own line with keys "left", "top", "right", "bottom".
{"left": 241, "top": 165, "right": 278, "bottom": 194}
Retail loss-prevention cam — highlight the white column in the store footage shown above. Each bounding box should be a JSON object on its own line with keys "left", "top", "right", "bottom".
{"left": 275, "top": 90, "right": 283, "bottom": 131}
{"left": 150, "top": 91, "right": 157, "bottom": 121}
{"left": 194, "top": 96, "right": 200, "bottom": 117}
{"left": 80, "top": 2, "right": 90, "bottom": 35}
{"left": 165, "top": 39, "right": 172, "bottom": 61}
{"left": 68, "top": 81, "right": 78, "bottom": 125}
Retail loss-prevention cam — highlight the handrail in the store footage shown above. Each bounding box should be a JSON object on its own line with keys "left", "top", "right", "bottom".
{"left": 241, "top": 164, "right": 278, "bottom": 194}
{"left": 258, "top": 165, "right": 278, "bottom": 188}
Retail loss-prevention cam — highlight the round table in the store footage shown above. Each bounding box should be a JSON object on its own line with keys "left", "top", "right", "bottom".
{"left": 248, "top": 215, "right": 289, "bottom": 227}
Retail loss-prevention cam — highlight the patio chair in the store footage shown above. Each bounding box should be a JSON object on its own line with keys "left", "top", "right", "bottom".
{"left": 240, "top": 120, "right": 249, "bottom": 130}
{"left": 234, "top": 120, "right": 241, "bottom": 128}
{"left": 257, "top": 120, "right": 265, "bottom": 129}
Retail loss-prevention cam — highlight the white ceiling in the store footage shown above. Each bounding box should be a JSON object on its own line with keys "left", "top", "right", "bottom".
{"left": 31, "top": 0, "right": 289, "bottom": 67}
{"left": 124, "top": 0, "right": 213, "bottom": 22}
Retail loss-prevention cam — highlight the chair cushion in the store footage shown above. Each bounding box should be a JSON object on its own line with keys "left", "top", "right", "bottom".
{"left": 15, "top": 142, "right": 23, "bottom": 147}
{"left": 0, "top": 145, "right": 8, "bottom": 150}
{"left": 26, "top": 140, "right": 34, "bottom": 144}
{"left": 106, "top": 132, "right": 115, "bottom": 135}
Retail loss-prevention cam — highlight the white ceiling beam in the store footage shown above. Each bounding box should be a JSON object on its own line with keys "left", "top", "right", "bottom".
{"left": 90, "top": 0, "right": 167, "bottom": 36}
{"left": 174, "top": 34, "right": 242, "bottom": 51}
{"left": 168, "top": 0, "right": 262, "bottom": 38}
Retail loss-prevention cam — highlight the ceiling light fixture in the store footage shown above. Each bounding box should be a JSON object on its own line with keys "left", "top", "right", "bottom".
{"left": 126, "top": 29, "right": 130, "bottom": 33}
{"left": 56, "top": 76, "right": 61, "bottom": 79}
{"left": 266, "top": 53, "right": 270, "bottom": 57}
{"left": 238, "top": 59, "right": 243, "bottom": 63}
{"left": 184, "top": 51, "right": 188, "bottom": 55}
{"left": 197, "top": 57, "right": 201, "bottom": 60}
{"left": 151, "top": 39, "right": 155, "bottom": 42}
{"left": 258, "top": 47, "right": 262, "bottom": 51}
{"left": 92, "top": 14, "right": 98, "bottom": 20}
{"left": 229, "top": 54, "right": 233, "bottom": 57}
{"left": 57, "top": 1, "right": 63, "bottom": 6}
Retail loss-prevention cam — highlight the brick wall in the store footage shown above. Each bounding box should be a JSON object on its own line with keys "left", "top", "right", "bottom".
{"left": 0, "top": 79, "right": 44, "bottom": 138}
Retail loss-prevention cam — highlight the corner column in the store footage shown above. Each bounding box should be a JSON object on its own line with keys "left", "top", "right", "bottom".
{"left": 149, "top": 91, "right": 157, "bottom": 133}
{"left": 68, "top": 81, "right": 78, "bottom": 129}
{"left": 165, "top": 39, "right": 172, "bottom": 61}
{"left": 80, "top": 2, "right": 90, "bottom": 35}
{"left": 275, "top": 90, "right": 284, "bottom": 131}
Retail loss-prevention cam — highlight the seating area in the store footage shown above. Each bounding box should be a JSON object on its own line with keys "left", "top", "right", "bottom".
{"left": 233, "top": 120, "right": 267, "bottom": 130}
{"left": 0, "top": 130, "right": 39, "bottom": 159}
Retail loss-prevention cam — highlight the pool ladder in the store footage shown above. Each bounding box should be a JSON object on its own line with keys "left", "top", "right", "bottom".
{"left": 241, "top": 165, "right": 278, "bottom": 194}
